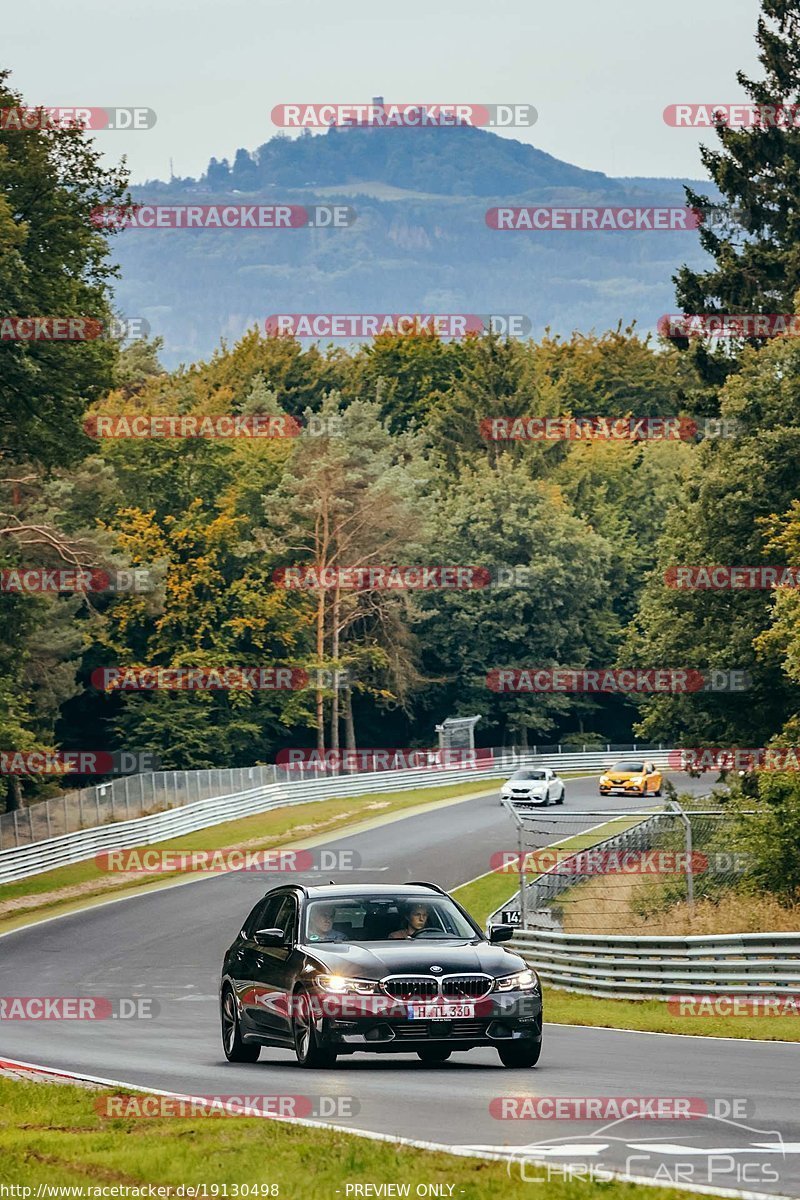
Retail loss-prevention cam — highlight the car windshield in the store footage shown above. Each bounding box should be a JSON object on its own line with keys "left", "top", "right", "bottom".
{"left": 303, "top": 895, "right": 479, "bottom": 942}
{"left": 612, "top": 761, "right": 643, "bottom": 772}
{"left": 512, "top": 769, "right": 546, "bottom": 781}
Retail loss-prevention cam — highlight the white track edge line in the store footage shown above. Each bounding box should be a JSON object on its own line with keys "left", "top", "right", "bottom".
{"left": 0, "top": 1054, "right": 793, "bottom": 1200}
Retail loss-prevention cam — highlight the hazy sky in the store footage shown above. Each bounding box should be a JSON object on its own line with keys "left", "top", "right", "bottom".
{"left": 7, "top": 0, "right": 762, "bottom": 184}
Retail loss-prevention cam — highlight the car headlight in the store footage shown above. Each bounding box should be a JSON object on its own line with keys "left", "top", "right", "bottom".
{"left": 492, "top": 969, "right": 540, "bottom": 992}
{"left": 315, "top": 975, "right": 380, "bottom": 995}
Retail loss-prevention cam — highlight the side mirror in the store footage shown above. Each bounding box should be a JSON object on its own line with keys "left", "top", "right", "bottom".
{"left": 489, "top": 924, "right": 515, "bottom": 943}
{"left": 253, "top": 927, "right": 286, "bottom": 947}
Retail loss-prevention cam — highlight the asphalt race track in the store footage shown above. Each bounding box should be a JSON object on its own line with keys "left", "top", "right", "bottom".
{"left": 3, "top": 773, "right": 799, "bottom": 1197}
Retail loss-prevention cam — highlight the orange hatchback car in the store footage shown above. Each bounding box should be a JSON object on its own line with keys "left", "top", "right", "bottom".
{"left": 598, "top": 760, "right": 663, "bottom": 797}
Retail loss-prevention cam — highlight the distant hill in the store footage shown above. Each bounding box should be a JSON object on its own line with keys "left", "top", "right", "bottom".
{"left": 111, "top": 126, "right": 717, "bottom": 367}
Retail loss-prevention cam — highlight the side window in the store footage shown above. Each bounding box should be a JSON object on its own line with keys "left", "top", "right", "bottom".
{"left": 240, "top": 900, "right": 264, "bottom": 939}
{"left": 273, "top": 895, "right": 297, "bottom": 940}
{"left": 247, "top": 892, "right": 284, "bottom": 938}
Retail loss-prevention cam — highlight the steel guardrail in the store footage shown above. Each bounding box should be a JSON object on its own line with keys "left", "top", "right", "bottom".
{"left": 0, "top": 749, "right": 675, "bottom": 884}
{"left": 508, "top": 928, "right": 800, "bottom": 998}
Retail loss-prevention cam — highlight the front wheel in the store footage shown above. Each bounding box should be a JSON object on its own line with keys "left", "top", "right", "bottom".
{"left": 417, "top": 1047, "right": 452, "bottom": 1064}
{"left": 293, "top": 990, "right": 337, "bottom": 1069}
{"left": 221, "top": 986, "right": 260, "bottom": 1063}
{"left": 497, "top": 1038, "right": 541, "bottom": 1068}
{"left": 555, "top": 788, "right": 565, "bottom": 805}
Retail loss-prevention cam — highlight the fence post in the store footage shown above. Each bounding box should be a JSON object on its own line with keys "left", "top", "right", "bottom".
{"left": 46, "top": 801, "right": 52, "bottom": 839}
{"left": 13, "top": 808, "right": 20, "bottom": 846}
{"left": 96, "top": 787, "right": 102, "bottom": 825}
{"left": 124, "top": 776, "right": 131, "bottom": 819}
{"left": 79, "top": 789, "right": 85, "bottom": 829}
{"left": 518, "top": 820, "right": 527, "bottom": 930}
{"left": 669, "top": 800, "right": 695, "bottom": 909}
{"left": 28, "top": 806, "right": 35, "bottom": 842}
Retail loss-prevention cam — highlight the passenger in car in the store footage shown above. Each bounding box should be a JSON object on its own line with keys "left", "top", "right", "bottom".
{"left": 388, "top": 902, "right": 429, "bottom": 939}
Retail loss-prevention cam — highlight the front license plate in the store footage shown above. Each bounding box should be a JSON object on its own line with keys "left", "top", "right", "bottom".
{"left": 408, "top": 1003, "right": 475, "bottom": 1019}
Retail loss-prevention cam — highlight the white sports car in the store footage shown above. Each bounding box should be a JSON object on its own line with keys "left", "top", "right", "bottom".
{"left": 500, "top": 767, "right": 565, "bottom": 808}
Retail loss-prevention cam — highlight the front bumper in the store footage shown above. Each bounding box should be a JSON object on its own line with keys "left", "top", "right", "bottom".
{"left": 312, "top": 991, "right": 542, "bottom": 1052}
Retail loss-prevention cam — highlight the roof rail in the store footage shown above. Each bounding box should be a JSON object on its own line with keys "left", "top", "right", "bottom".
{"left": 406, "top": 881, "right": 447, "bottom": 895}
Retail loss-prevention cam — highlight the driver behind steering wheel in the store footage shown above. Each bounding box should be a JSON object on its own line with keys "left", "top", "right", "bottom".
{"left": 388, "top": 901, "right": 429, "bottom": 939}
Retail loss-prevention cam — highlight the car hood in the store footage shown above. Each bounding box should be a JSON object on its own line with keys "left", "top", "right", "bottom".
{"left": 603, "top": 772, "right": 640, "bottom": 781}
{"left": 302, "top": 939, "right": 525, "bottom": 978}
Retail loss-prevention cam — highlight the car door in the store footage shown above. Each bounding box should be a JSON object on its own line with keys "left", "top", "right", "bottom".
{"left": 546, "top": 770, "right": 557, "bottom": 801}
{"left": 249, "top": 892, "right": 299, "bottom": 1040}
{"left": 237, "top": 892, "right": 287, "bottom": 1036}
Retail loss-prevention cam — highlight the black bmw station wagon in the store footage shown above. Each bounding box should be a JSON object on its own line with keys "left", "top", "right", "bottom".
{"left": 220, "top": 882, "right": 542, "bottom": 1068}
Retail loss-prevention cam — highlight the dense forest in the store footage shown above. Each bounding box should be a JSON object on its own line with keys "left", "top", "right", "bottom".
{"left": 3, "top": 0, "right": 800, "bottom": 813}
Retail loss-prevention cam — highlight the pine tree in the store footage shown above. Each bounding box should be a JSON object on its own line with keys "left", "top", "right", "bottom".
{"left": 674, "top": 1, "right": 800, "bottom": 384}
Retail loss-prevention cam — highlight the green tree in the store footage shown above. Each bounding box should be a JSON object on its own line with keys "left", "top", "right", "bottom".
{"left": 416, "top": 459, "right": 616, "bottom": 745}
{"left": 624, "top": 334, "right": 800, "bottom": 744}
{"left": 675, "top": 1, "right": 800, "bottom": 385}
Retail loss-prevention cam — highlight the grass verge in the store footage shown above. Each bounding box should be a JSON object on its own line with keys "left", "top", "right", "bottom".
{"left": 452, "top": 810, "right": 650, "bottom": 928}
{"left": 0, "top": 1074, "right": 719, "bottom": 1200}
{"left": 0, "top": 778, "right": 504, "bottom": 935}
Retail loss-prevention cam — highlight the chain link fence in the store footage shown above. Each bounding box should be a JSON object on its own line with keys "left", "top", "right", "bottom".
{"left": 492, "top": 800, "right": 748, "bottom": 935}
